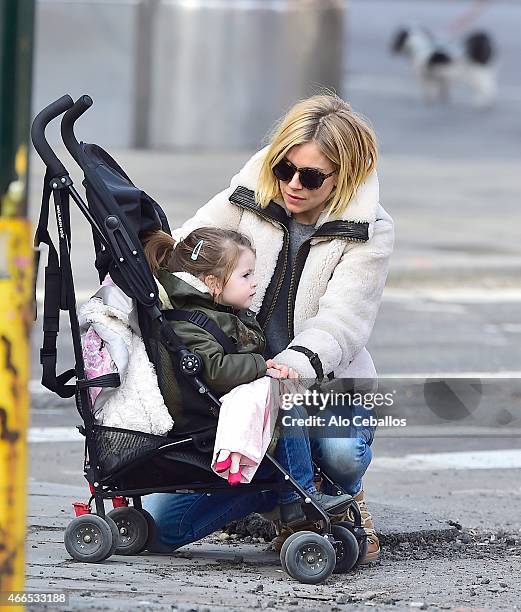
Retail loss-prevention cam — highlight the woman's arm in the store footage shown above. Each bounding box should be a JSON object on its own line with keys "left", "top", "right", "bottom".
{"left": 272, "top": 207, "right": 395, "bottom": 379}
{"left": 170, "top": 147, "right": 269, "bottom": 244}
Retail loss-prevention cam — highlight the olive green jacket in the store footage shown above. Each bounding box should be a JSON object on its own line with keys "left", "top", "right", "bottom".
{"left": 157, "top": 269, "right": 268, "bottom": 395}
{"left": 155, "top": 270, "right": 281, "bottom": 451}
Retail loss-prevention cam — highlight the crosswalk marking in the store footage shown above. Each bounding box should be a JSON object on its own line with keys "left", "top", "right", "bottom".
{"left": 28, "top": 427, "right": 81, "bottom": 443}
{"left": 371, "top": 449, "right": 521, "bottom": 471}
{"left": 383, "top": 287, "right": 521, "bottom": 303}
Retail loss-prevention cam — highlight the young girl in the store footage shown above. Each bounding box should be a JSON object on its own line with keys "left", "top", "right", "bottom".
{"left": 142, "top": 226, "right": 352, "bottom": 523}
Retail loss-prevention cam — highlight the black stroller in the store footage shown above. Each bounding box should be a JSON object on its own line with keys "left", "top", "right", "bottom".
{"left": 31, "top": 94, "right": 367, "bottom": 584}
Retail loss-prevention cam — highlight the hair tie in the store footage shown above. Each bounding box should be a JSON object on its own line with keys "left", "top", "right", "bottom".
{"left": 191, "top": 239, "right": 204, "bottom": 261}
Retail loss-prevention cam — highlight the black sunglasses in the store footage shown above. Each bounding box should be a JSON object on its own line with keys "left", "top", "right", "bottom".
{"left": 272, "top": 158, "right": 336, "bottom": 190}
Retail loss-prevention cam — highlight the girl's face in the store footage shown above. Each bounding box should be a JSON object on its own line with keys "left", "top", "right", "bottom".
{"left": 218, "top": 249, "right": 257, "bottom": 310}
{"left": 278, "top": 141, "right": 337, "bottom": 225}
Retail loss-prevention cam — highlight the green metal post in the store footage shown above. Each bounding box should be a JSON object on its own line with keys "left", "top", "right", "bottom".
{"left": 0, "top": 0, "right": 35, "bottom": 217}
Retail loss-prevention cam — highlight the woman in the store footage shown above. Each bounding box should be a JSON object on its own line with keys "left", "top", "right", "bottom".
{"left": 144, "top": 94, "right": 394, "bottom": 563}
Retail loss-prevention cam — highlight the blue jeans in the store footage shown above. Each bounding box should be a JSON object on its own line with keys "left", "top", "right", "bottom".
{"left": 144, "top": 402, "right": 375, "bottom": 551}
{"left": 274, "top": 404, "right": 317, "bottom": 504}
{"left": 143, "top": 461, "right": 280, "bottom": 553}
{"left": 309, "top": 401, "right": 376, "bottom": 497}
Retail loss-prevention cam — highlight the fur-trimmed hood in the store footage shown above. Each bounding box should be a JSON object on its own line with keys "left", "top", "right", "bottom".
{"left": 156, "top": 272, "right": 210, "bottom": 311}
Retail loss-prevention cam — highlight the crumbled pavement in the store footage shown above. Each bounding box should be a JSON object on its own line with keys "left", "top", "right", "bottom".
{"left": 24, "top": 482, "right": 521, "bottom": 611}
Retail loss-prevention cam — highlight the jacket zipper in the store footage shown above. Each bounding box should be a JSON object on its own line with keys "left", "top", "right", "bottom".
{"left": 261, "top": 222, "right": 289, "bottom": 330}
{"left": 287, "top": 234, "right": 368, "bottom": 339}
{"left": 287, "top": 239, "right": 311, "bottom": 340}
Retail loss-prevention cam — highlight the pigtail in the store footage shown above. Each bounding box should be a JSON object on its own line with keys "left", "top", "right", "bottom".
{"left": 141, "top": 230, "right": 176, "bottom": 276}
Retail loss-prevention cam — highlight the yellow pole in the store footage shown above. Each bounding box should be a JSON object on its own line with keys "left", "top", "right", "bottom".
{"left": 0, "top": 217, "right": 32, "bottom": 604}
{"left": 0, "top": 1, "right": 35, "bottom": 607}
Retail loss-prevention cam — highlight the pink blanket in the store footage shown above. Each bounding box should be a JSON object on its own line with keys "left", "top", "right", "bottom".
{"left": 211, "top": 376, "right": 303, "bottom": 483}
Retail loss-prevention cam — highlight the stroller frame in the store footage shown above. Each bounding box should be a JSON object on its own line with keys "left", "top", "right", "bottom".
{"left": 31, "top": 94, "right": 367, "bottom": 583}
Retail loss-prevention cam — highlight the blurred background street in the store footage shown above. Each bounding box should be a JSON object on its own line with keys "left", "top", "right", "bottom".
{"left": 30, "top": 0, "right": 521, "bottom": 381}
{"left": 24, "top": 0, "right": 521, "bottom": 609}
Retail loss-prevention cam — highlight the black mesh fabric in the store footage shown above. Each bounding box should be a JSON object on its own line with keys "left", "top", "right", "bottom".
{"left": 92, "top": 424, "right": 169, "bottom": 478}
{"left": 92, "top": 424, "right": 223, "bottom": 489}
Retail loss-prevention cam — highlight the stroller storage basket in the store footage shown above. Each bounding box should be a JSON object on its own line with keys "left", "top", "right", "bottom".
{"left": 90, "top": 424, "right": 177, "bottom": 479}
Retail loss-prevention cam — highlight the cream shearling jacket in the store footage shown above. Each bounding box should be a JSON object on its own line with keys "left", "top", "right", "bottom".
{"left": 170, "top": 147, "right": 394, "bottom": 383}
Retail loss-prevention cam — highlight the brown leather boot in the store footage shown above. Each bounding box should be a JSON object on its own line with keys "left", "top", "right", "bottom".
{"left": 271, "top": 518, "right": 322, "bottom": 553}
{"left": 353, "top": 488, "right": 380, "bottom": 564}
{"left": 271, "top": 489, "right": 380, "bottom": 563}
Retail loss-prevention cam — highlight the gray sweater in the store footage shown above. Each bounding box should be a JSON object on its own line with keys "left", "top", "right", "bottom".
{"left": 263, "top": 217, "right": 316, "bottom": 359}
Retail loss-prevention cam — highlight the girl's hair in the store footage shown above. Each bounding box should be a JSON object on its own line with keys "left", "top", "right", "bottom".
{"left": 140, "top": 229, "right": 176, "bottom": 276}
{"left": 256, "top": 93, "right": 377, "bottom": 223}
{"left": 141, "top": 227, "right": 255, "bottom": 299}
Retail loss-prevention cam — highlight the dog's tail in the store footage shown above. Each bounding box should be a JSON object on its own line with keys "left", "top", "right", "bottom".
{"left": 464, "top": 31, "right": 495, "bottom": 65}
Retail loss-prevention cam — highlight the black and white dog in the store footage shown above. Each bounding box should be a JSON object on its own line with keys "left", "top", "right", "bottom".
{"left": 391, "top": 26, "right": 497, "bottom": 108}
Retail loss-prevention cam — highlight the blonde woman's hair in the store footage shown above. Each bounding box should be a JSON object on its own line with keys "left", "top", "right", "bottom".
{"left": 256, "top": 94, "right": 377, "bottom": 222}
{"left": 141, "top": 227, "right": 255, "bottom": 302}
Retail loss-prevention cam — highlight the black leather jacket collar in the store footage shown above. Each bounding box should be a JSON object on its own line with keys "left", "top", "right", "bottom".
{"left": 229, "top": 186, "right": 369, "bottom": 242}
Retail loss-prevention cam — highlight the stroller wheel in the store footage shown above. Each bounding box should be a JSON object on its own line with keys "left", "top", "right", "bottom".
{"left": 139, "top": 509, "right": 157, "bottom": 552}
{"left": 331, "top": 524, "right": 359, "bottom": 573}
{"left": 279, "top": 530, "right": 313, "bottom": 574}
{"left": 64, "top": 515, "right": 114, "bottom": 563}
{"left": 334, "top": 521, "right": 367, "bottom": 569}
{"left": 282, "top": 532, "right": 336, "bottom": 584}
{"left": 102, "top": 516, "right": 120, "bottom": 560}
{"left": 107, "top": 507, "right": 149, "bottom": 555}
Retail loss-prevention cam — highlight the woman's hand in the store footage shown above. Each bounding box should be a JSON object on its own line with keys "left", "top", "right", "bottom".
{"left": 266, "top": 359, "right": 299, "bottom": 379}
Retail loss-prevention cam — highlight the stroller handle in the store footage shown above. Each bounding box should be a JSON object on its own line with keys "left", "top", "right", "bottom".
{"left": 31, "top": 94, "right": 74, "bottom": 177}
{"left": 61, "top": 95, "right": 93, "bottom": 164}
